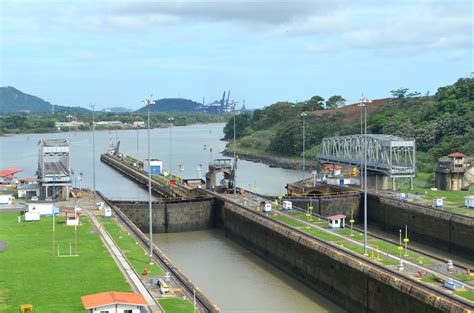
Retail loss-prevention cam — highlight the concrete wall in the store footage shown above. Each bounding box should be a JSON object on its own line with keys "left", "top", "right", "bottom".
{"left": 284, "top": 194, "right": 360, "bottom": 218}
{"left": 114, "top": 198, "right": 216, "bottom": 233}
{"left": 365, "top": 193, "right": 474, "bottom": 258}
{"left": 219, "top": 199, "right": 461, "bottom": 313}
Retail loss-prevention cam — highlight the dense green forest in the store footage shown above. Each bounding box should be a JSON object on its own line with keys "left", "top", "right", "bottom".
{"left": 223, "top": 78, "right": 474, "bottom": 170}
{"left": 0, "top": 86, "right": 89, "bottom": 114}
{"left": 0, "top": 112, "right": 228, "bottom": 134}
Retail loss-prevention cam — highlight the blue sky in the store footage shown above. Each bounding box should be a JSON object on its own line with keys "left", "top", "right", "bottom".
{"left": 0, "top": 0, "right": 472, "bottom": 110}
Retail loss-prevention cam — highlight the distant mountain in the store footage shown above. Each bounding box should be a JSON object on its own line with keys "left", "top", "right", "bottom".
{"left": 102, "top": 107, "right": 133, "bottom": 113}
{"left": 135, "top": 98, "right": 201, "bottom": 113}
{"left": 0, "top": 86, "right": 90, "bottom": 114}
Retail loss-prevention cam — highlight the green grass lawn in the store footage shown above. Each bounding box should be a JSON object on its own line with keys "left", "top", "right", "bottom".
{"left": 0, "top": 212, "right": 131, "bottom": 312}
{"left": 159, "top": 298, "right": 195, "bottom": 313}
{"left": 100, "top": 218, "right": 197, "bottom": 313}
{"left": 101, "top": 218, "right": 164, "bottom": 277}
{"left": 455, "top": 290, "right": 474, "bottom": 301}
{"left": 421, "top": 275, "right": 439, "bottom": 283}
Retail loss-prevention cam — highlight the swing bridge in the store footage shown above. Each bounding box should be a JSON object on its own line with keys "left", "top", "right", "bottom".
{"left": 317, "top": 134, "right": 416, "bottom": 188}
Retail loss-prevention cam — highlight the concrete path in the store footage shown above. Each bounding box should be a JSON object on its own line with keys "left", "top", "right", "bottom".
{"left": 84, "top": 209, "right": 162, "bottom": 313}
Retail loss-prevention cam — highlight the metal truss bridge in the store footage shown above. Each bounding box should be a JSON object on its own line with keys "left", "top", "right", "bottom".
{"left": 317, "top": 134, "right": 416, "bottom": 178}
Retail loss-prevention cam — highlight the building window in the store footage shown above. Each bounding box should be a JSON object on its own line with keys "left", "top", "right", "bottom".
{"left": 100, "top": 311, "right": 109, "bottom": 313}
{"left": 124, "top": 310, "right": 133, "bottom": 313}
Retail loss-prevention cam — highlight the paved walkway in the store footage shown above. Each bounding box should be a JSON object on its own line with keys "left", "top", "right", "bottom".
{"left": 85, "top": 208, "right": 162, "bottom": 313}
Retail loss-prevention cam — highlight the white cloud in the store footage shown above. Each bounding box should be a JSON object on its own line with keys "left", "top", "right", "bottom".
{"left": 2, "top": 0, "right": 471, "bottom": 57}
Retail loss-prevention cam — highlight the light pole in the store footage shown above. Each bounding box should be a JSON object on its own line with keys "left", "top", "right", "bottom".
{"left": 301, "top": 111, "right": 308, "bottom": 186}
{"left": 89, "top": 104, "right": 96, "bottom": 195}
{"left": 168, "top": 117, "right": 174, "bottom": 177}
{"left": 358, "top": 97, "right": 371, "bottom": 255}
{"left": 233, "top": 103, "right": 237, "bottom": 198}
{"left": 135, "top": 116, "right": 140, "bottom": 157}
{"left": 67, "top": 114, "right": 73, "bottom": 143}
{"left": 52, "top": 181, "right": 56, "bottom": 256}
{"left": 143, "top": 95, "right": 155, "bottom": 263}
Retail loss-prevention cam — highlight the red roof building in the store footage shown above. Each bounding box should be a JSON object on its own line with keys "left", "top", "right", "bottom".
{"left": 0, "top": 168, "right": 23, "bottom": 177}
{"left": 81, "top": 291, "right": 147, "bottom": 312}
{"left": 448, "top": 152, "right": 465, "bottom": 158}
{"left": 327, "top": 214, "right": 346, "bottom": 229}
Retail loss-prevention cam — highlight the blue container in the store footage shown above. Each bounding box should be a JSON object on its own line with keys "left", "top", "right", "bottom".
{"left": 150, "top": 165, "right": 161, "bottom": 174}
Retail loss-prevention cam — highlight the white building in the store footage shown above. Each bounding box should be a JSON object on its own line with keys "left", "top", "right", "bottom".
{"left": 283, "top": 201, "right": 292, "bottom": 211}
{"left": 81, "top": 291, "right": 147, "bottom": 313}
{"left": 27, "top": 200, "right": 55, "bottom": 216}
{"left": 132, "top": 121, "right": 145, "bottom": 128}
{"left": 327, "top": 214, "right": 346, "bottom": 229}
{"left": 96, "top": 121, "right": 124, "bottom": 127}
{"left": 466, "top": 196, "right": 474, "bottom": 209}
{"left": 0, "top": 194, "right": 13, "bottom": 205}
{"left": 144, "top": 159, "right": 162, "bottom": 174}
{"left": 63, "top": 209, "right": 81, "bottom": 226}
{"left": 17, "top": 184, "right": 40, "bottom": 198}
{"left": 55, "top": 121, "right": 86, "bottom": 128}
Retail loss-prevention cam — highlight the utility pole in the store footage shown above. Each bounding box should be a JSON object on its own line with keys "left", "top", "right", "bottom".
{"left": 89, "top": 104, "right": 96, "bottom": 195}
{"left": 136, "top": 116, "right": 140, "bottom": 157}
{"left": 143, "top": 95, "right": 155, "bottom": 263}
{"left": 358, "top": 97, "right": 371, "bottom": 255}
{"left": 301, "top": 111, "right": 308, "bottom": 186}
{"left": 168, "top": 117, "right": 174, "bottom": 177}
{"left": 52, "top": 181, "right": 56, "bottom": 256}
{"left": 233, "top": 102, "right": 237, "bottom": 198}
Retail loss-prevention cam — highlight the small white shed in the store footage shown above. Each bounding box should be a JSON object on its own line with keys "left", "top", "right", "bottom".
{"left": 81, "top": 291, "right": 147, "bottom": 313}
{"left": 283, "top": 201, "right": 292, "bottom": 211}
{"left": 327, "top": 214, "right": 346, "bottom": 229}
{"left": 104, "top": 206, "right": 112, "bottom": 218}
{"left": 24, "top": 211, "right": 41, "bottom": 221}
{"left": 63, "top": 209, "right": 81, "bottom": 226}
{"left": 27, "top": 201, "right": 55, "bottom": 216}
{"left": 465, "top": 196, "right": 474, "bottom": 209}
{"left": 433, "top": 198, "right": 443, "bottom": 208}
{"left": 0, "top": 194, "right": 13, "bottom": 205}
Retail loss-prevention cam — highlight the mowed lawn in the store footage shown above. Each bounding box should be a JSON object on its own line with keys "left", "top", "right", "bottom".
{"left": 0, "top": 212, "right": 131, "bottom": 312}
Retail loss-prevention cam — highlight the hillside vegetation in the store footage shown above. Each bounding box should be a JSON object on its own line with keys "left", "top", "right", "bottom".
{"left": 0, "top": 112, "right": 228, "bottom": 134}
{"left": 0, "top": 86, "right": 89, "bottom": 114}
{"left": 135, "top": 98, "right": 202, "bottom": 113}
{"left": 224, "top": 78, "right": 474, "bottom": 169}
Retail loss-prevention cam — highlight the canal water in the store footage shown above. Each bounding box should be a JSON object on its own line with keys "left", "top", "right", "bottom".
{"left": 0, "top": 123, "right": 344, "bottom": 312}
{"left": 0, "top": 123, "right": 300, "bottom": 198}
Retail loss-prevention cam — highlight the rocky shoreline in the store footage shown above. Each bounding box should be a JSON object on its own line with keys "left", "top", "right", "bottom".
{"left": 222, "top": 149, "right": 318, "bottom": 171}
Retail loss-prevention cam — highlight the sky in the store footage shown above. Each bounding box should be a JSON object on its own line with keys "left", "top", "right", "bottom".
{"left": 0, "top": 0, "right": 472, "bottom": 110}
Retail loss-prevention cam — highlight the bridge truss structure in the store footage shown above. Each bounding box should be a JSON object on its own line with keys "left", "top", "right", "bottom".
{"left": 37, "top": 139, "right": 72, "bottom": 200}
{"left": 317, "top": 134, "right": 416, "bottom": 188}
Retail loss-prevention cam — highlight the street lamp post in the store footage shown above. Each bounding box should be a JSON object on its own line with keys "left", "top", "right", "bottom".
{"left": 233, "top": 103, "right": 237, "bottom": 198}
{"left": 358, "top": 97, "right": 371, "bottom": 255}
{"left": 301, "top": 111, "right": 308, "bottom": 186}
{"left": 89, "top": 104, "right": 96, "bottom": 196}
{"left": 135, "top": 116, "right": 140, "bottom": 157}
{"left": 143, "top": 95, "right": 155, "bottom": 263}
{"left": 168, "top": 117, "right": 174, "bottom": 177}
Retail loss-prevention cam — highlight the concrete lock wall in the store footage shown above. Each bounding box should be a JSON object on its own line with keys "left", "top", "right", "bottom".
{"left": 220, "top": 200, "right": 453, "bottom": 313}
{"left": 285, "top": 195, "right": 360, "bottom": 218}
{"left": 115, "top": 198, "right": 216, "bottom": 233}
{"left": 365, "top": 193, "right": 474, "bottom": 258}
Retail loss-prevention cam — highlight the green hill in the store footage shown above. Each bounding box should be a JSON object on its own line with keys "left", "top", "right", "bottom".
{"left": 224, "top": 78, "right": 474, "bottom": 168}
{"left": 0, "top": 86, "right": 89, "bottom": 114}
{"left": 135, "top": 98, "right": 201, "bottom": 113}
